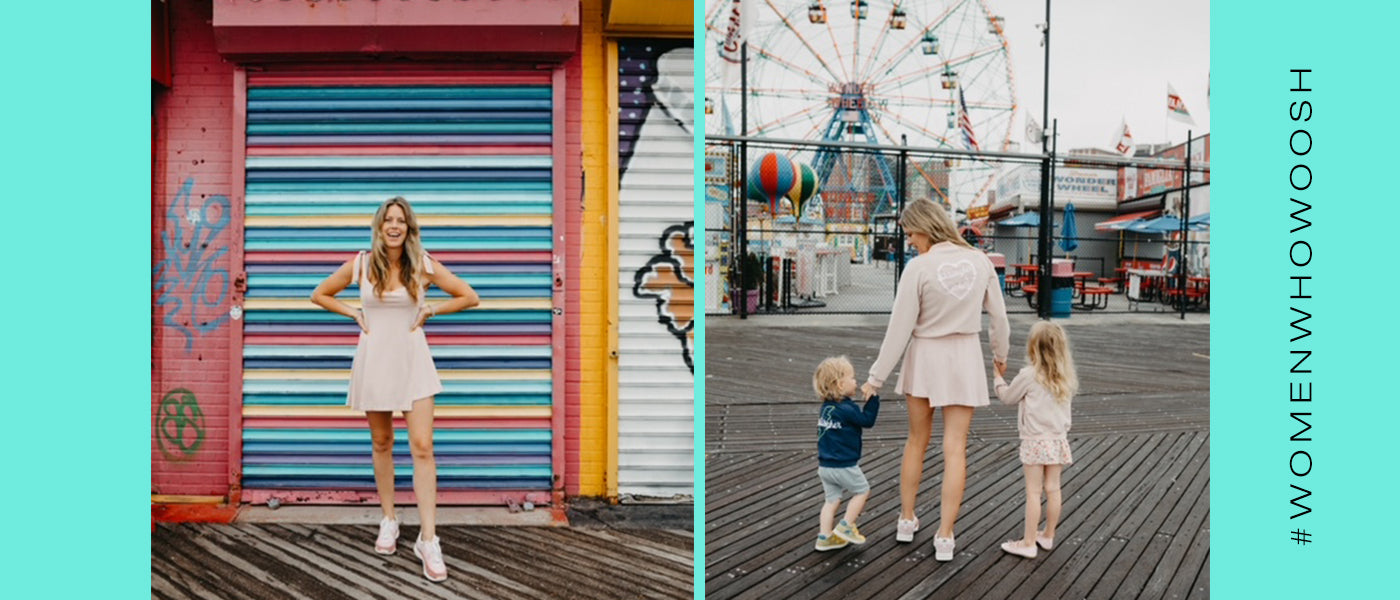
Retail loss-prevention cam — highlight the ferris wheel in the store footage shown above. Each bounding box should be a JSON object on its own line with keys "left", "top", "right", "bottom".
{"left": 705, "top": 0, "right": 1018, "bottom": 217}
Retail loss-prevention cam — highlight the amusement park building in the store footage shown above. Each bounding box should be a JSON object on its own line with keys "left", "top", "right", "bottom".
{"left": 987, "top": 135, "right": 1209, "bottom": 270}
{"left": 151, "top": 0, "right": 693, "bottom": 510}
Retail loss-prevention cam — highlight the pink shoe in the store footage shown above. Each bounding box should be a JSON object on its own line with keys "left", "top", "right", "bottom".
{"left": 895, "top": 516, "right": 920, "bottom": 543}
{"left": 1036, "top": 533, "right": 1054, "bottom": 550}
{"left": 933, "top": 535, "right": 955, "bottom": 561}
{"left": 373, "top": 517, "right": 399, "bottom": 555}
{"left": 413, "top": 534, "right": 449, "bottom": 582}
{"left": 1001, "top": 540, "right": 1037, "bottom": 559}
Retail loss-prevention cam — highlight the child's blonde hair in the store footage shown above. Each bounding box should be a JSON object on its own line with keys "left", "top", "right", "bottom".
{"left": 813, "top": 356, "right": 854, "bottom": 400}
{"left": 1027, "top": 321, "right": 1078, "bottom": 404}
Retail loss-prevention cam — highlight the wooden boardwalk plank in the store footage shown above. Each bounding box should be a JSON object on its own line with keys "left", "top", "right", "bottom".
{"left": 705, "top": 318, "right": 1208, "bottom": 599}
{"left": 152, "top": 523, "right": 693, "bottom": 600}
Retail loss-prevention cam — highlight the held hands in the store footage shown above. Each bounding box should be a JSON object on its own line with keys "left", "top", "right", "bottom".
{"left": 860, "top": 382, "right": 879, "bottom": 400}
{"left": 994, "top": 359, "right": 1007, "bottom": 378}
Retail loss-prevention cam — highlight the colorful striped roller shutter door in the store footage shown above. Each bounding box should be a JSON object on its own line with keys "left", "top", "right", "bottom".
{"left": 240, "top": 71, "right": 557, "bottom": 503}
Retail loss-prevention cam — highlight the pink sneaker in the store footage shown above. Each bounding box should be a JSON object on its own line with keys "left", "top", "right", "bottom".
{"left": 895, "top": 516, "right": 920, "bottom": 543}
{"left": 1001, "top": 539, "right": 1037, "bottom": 559}
{"left": 374, "top": 517, "right": 399, "bottom": 555}
{"left": 1036, "top": 533, "right": 1055, "bottom": 550}
{"left": 413, "top": 534, "right": 449, "bottom": 582}
{"left": 933, "top": 535, "right": 955, "bottom": 561}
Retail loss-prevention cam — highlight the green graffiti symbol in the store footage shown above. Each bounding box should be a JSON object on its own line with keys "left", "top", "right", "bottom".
{"left": 157, "top": 388, "right": 206, "bottom": 460}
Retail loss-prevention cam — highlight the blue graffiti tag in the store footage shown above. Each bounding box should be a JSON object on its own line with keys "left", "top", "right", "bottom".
{"left": 154, "top": 178, "right": 231, "bottom": 352}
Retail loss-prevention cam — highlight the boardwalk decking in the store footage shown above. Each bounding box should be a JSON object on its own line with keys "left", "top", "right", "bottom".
{"left": 705, "top": 315, "right": 1209, "bottom": 599}
{"left": 152, "top": 522, "right": 693, "bottom": 600}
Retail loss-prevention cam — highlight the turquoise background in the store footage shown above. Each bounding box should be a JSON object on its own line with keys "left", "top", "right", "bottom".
{"left": 17, "top": 1, "right": 1400, "bottom": 597}
{"left": 1, "top": 4, "right": 150, "bottom": 597}
{"left": 1214, "top": 1, "right": 1399, "bottom": 595}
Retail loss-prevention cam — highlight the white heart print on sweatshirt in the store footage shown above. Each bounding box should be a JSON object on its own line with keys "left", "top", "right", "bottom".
{"left": 937, "top": 260, "right": 977, "bottom": 299}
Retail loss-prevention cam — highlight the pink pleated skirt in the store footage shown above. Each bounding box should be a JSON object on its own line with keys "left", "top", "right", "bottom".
{"left": 894, "top": 332, "right": 990, "bottom": 407}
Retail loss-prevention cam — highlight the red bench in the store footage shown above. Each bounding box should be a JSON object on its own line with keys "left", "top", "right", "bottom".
{"left": 1097, "top": 277, "right": 1124, "bottom": 293}
{"left": 1079, "top": 286, "right": 1113, "bottom": 310}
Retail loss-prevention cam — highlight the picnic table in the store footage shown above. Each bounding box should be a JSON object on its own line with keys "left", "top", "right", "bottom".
{"left": 1007, "top": 263, "right": 1037, "bottom": 297}
{"left": 1073, "top": 271, "right": 1113, "bottom": 310}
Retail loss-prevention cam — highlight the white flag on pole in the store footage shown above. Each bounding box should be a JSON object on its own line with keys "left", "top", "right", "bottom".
{"left": 1114, "top": 118, "right": 1135, "bottom": 156}
{"left": 717, "top": 0, "right": 749, "bottom": 64}
{"left": 1167, "top": 83, "right": 1196, "bottom": 125}
{"left": 1025, "top": 114, "right": 1043, "bottom": 144}
{"left": 716, "top": 0, "right": 752, "bottom": 134}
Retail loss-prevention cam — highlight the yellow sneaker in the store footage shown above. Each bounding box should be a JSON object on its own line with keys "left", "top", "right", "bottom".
{"left": 833, "top": 520, "right": 866, "bottom": 545}
{"left": 814, "top": 534, "right": 849, "bottom": 551}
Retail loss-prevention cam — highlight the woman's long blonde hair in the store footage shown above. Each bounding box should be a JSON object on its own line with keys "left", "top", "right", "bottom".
{"left": 899, "top": 199, "right": 971, "bottom": 248}
{"left": 368, "top": 196, "right": 427, "bottom": 302}
{"left": 1027, "top": 321, "right": 1078, "bottom": 404}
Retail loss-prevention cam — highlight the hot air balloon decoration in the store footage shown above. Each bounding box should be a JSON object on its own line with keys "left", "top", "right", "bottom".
{"left": 746, "top": 152, "right": 796, "bottom": 217}
{"left": 785, "top": 162, "right": 819, "bottom": 221}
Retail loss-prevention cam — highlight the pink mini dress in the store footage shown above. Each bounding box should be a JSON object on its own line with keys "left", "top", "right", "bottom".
{"left": 345, "top": 251, "right": 443, "bottom": 412}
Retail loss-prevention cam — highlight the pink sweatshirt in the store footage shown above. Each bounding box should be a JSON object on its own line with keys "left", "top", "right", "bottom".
{"left": 867, "top": 242, "right": 1010, "bottom": 388}
{"left": 994, "top": 366, "right": 1072, "bottom": 440}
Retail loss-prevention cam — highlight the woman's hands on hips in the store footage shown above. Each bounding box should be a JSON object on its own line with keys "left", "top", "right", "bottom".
{"left": 354, "top": 309, "right": 370, "bottom": 334}
{"left": 412, "top": 304, "right": 435, "bottom": 331}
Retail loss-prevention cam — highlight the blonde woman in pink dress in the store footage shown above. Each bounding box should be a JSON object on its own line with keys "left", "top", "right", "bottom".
{"left": 311, "top": 196, "right": 479, "bottom": 582}
{"left": 861, "top": 199, "right": 1010, "bottom": 562}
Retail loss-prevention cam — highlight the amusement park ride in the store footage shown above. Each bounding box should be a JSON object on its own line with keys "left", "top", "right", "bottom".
{"left": 706, "top": 0, "right": 1017, "bottom": 225}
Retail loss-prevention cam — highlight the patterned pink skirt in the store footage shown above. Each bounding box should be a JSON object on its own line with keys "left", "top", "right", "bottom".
{"left": 1019, "top": 438, "right": 1073, "bottom": 465}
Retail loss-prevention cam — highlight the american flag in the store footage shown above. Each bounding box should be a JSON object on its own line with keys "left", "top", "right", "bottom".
{"left": 958, "top": 88, "right": 979, "bottom": 151}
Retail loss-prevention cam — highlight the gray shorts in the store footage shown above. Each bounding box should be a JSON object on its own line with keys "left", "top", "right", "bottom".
{"left": 818, "top": 466, "right": 870, "bottom": 503}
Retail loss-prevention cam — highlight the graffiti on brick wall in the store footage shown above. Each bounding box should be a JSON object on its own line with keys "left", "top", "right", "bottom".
{"left": 155, "top": 177, "right": 231, "bottom": 352}
{"left": 633, "top": 222, "right": 695, "bottom": 372}
{"left": 157, "top": 388, "right": 206, "bottom": 460}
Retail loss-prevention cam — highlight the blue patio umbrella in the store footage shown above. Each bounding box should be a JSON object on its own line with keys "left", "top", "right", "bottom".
{"left": 1129, "top": 215, "right": 1207, "bottom": 234}
{"left": 1188, "top": 212, "right": 1209, "bottom": 228}
{"left": 996, "top": 211, "right": 1056, "bottom": 264}
{"left": 996, "top": 211, "right": 1054, "bottom": 228}
{"left": 1058, "top": 202, "right": 1079, "bottom": 252}
{"left": 1127, "top": 216, "right": 1184, "bottom": 234}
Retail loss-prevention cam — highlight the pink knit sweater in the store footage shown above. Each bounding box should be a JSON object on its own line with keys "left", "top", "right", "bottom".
{"left": 867, "top": 242, "right": 1010, "bottom": 388}
{"left": 994, "top": 366, "right": 1073, "bottom": 441}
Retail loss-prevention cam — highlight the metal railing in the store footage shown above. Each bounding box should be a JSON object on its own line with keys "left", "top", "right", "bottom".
{"left": 702, "top": 136, "right": 1209, "bottom": 317}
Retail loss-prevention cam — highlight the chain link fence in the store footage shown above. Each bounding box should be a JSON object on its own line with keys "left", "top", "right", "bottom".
{"left": 703, "top": 137, "right": 1209, "bottom": 317}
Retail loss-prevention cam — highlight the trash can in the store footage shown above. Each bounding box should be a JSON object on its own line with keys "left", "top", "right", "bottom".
{"left": 987, "top": 252, "right": 1006, "bottom": 291}
{"left": 1051, "top": 258, "right": 1074, "bottom": 318}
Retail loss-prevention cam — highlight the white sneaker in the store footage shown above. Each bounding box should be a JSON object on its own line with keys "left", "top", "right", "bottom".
{"left": 933, "top": 535, "right": 955, "bottom": 561}
{"left": 896, "top": 516, "right": 920, "bottom": 543}
{"left": 374, "top": 516, "right": 399, "bottom": 555}
{"left": 413, "top": 534, "right": 449, "bottom": 582}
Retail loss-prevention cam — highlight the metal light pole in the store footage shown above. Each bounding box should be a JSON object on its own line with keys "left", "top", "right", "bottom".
{"left": 896, "top": 134, "right": 908, "bottom": 283}
{"left": 737, "top": 42, "right": 749, "bottom": 318}
{"left": 1035, "top": 0, "right": 1053, "bottom": 318}
{"left": 1179, "top": 130, "right": 1192, "bottom": 320}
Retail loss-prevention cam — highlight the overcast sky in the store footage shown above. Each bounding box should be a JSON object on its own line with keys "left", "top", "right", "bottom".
{"left": 989, "top": 0, "right": 1210, "bottom": 152}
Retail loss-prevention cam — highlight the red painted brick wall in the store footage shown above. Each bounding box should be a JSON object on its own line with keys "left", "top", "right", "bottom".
{"left": 152, "top": 0, "right": 237, "bottom": 497}
{"left": 152, "top": 0, "right": 592, "bottom": 500}
{"left": 564, "top": 38, "right": 585, "bottom": 496}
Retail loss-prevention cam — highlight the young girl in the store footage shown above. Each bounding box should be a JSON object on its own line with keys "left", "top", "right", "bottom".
{"left": 994, "top": 321, "right": 1077, "bottom": 559}
{"left": 814, "top": 356, "right": 880, "bottom": 551}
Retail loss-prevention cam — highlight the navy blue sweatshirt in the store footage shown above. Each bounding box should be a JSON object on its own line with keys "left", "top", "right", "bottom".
{"left": 817, "top": 395, "right": 881, "bottom": 468}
